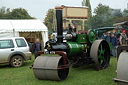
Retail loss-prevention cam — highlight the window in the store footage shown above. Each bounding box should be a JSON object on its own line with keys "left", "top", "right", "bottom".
{"left": 16, "top": 39, "right": 27, "bottom": 47}
{"left": 0, "top": 40, "right": 14, "bottom": 49}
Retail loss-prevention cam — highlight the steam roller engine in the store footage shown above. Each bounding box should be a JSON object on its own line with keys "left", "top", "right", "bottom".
{"left": 32, "top": 7, "right": 110, "bottom": 81}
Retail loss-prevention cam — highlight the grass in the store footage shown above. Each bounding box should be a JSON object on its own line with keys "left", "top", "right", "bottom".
{"left": 0, "top": 55, "right": 117, "bottom": 85}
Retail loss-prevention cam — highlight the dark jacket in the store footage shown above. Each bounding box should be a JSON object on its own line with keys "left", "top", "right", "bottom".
{"left": 112, "top": 36, "right": 117, "bottom": 47}
{"left": 105, "top": 36, "right": 111, "bottom": 43}
{"left": 33, "top": 43, "right": 42, "bottom": 51}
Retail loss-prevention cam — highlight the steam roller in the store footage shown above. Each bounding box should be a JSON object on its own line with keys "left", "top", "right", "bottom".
{"left": 113, "top": 46, "right": 128, "bottom": 85}
{"left": 32, "top": 6, "right": 110, "bottom": 81}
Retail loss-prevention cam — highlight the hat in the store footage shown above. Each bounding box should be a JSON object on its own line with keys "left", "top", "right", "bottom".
{"left": 122, "top": 30, "right": 126, "bottom": 33}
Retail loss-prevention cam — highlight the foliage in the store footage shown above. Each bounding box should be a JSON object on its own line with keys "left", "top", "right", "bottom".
{"left": 10, "top": 8, "right": 35, "bottom": 19}
{"left": 0, "top": 6, "right": 10, "bottom": 19}
{"left": 82, "top": 2, "right": 128, "bottom": 29}
{"left": 44, "top": 9, "right": 55, "bottom": 32}
{"left": 112, "top": 9, "right": 122, "bottom": 17}
{"left": 92, "top": 4, "right": 115, "bottom": 28}
{"left": 114, "top": 9, "right": 128, "bottom": 23}
{"left": 82, "top": 0, "right": 92, "bottom": 17}
{"left": 115, "top": 16, "right": 128, "bottom": 23}
{"left": 123, "top": 9, "right": 128, "bottom": 17}
{"left": 82, "top": 0, "right": 92, "bottom": 29}
{"left": 0, "top": 6, "right": 34, "bottom": 19}
{"left": 0, "top": 55, "right": 117, "bottom": 85}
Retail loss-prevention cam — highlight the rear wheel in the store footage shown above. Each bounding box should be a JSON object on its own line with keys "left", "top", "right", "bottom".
{"left": 90, "top": 40, "right": 110, "bottom": 70}
{"left": 10, "top": 55, "right": 24, "bottom": 67}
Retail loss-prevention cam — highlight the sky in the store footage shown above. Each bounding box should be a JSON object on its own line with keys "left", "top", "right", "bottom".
{"left": 0, "top": 0, "right": 128, "bottom": 21}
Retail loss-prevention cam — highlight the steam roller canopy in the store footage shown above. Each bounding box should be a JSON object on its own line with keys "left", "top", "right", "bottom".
{"left": 114, "top": 52, "right": 128, "bottom": 85}
{"left": 33, "top": 56, "right": 69, "bottom": 81}
{"left": 90, "top": 40, "right": 110, "bottom": 69}
{"left": 87, "top": 29, "right": 96, "bottom": 43}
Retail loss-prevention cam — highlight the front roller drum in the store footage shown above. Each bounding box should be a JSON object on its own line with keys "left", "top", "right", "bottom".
{"left": 33, "top": 56, "right": 69, "bottom": 81}
{"left": 113, "top": 52, "right": 128, "bottom": 85}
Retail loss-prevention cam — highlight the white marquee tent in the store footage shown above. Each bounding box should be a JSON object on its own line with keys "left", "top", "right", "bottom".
{"left": 0, "top": 19, "right": 48, "bottom": 48}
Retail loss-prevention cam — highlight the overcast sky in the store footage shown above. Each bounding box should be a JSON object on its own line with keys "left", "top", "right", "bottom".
{"left": 0, "top": 0, "right": 128, "bottom": 21}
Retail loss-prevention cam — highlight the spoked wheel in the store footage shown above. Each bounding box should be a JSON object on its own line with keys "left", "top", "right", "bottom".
{"left": 98, "top": 44, "right": 106, "bottom": 67}
{"left": 90, "top": 40, "right": 110, "bottom": 70}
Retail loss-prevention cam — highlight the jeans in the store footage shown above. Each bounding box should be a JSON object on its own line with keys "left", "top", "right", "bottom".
{"left": 34, "top": 50, "right": 38, "bottom": 59}
{"left": 112, "top": 46, "right": 116, "bottom": 57}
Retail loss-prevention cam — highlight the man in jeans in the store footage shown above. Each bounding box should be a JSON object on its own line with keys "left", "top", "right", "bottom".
{"left": 33, "top": 39, "right": 42, "bottom": 59}
{"left": 111, "top": 33, "right": 117, "bottom": 57}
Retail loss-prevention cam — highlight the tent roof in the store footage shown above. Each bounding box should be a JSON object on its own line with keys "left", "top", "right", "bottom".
{"left": 0, "top": 20, "right": 13, "bottom": 32}
{"left": 0, "top": 19, "right": 48, "bottom": 33}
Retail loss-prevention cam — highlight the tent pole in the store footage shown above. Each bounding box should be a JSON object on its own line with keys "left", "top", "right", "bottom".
{"left": 10, "top": 21, "right": 15, "bottom": 37}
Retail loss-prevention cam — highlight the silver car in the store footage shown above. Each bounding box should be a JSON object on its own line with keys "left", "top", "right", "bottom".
{"left": 0, "top": 37, "right": 31, "bottom": 67}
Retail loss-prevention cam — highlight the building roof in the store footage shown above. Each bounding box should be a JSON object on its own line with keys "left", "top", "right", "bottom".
{"left": 96, "top": 27, "right": 116, "bottom": 30}
{"left": 0, "top": 19, "right": 48, "bottom": 33}
{"left": 60, "top": 5, "right": 88, "bottom": 8}
{"left": 113, "top": 21, "right": 128, "bottom": 26}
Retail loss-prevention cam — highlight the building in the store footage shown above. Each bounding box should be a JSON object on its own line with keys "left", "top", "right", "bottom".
{"left": 54, "top": 5, "right": 88, "bottom": 32}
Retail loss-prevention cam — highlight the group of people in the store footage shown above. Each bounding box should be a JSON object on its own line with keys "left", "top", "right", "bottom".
{"left": 104, "top": 30, "right": 128, "bottom": 57}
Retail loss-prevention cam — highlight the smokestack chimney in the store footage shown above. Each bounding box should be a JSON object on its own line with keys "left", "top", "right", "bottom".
{"left": 55, "top": 7, "right": 63, "bottom": 43}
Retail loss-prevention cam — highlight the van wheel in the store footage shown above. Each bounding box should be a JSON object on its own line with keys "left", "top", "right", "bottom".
{"left": 10, "top": 56, "right": 24, "bottom": 67}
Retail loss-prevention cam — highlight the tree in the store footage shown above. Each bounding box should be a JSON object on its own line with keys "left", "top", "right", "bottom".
{"left": 92, "top": 4, "right": 114, "bottom": 28}
{"left": 9, "top": 8, "right": 34, "bottom": 19}
{"left": 44, "top": 9, "right": 55, "bottom": 32}
{"left": 82, "top": 0, "right": 92, "bottom": 17}
{"left": 0, "top": 6, "right": 34, "bottom": 19}
{"left": 123, "top": 9, "right": 128, "bottom": 17}
{"left": 112, "top": 9, "right": 122, "bottom": 17}
{"left": 115, "top": 16, "right": 128, "bottom": 23}
{"left": 0, "top": 6, "right": 11, "bottom": 19}
{"left": 82, "top": 0, "right": 92, "bottom": 29}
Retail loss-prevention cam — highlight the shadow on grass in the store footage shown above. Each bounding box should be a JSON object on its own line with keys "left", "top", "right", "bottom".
{"left": 72, "top": 64, "right": 95, "bottom": 71}
{"left": 0, "top": 64, "right": 11, "bottom": 68}
{"left": 24, "top": 60, "right": 33, "bottom": 66}
{"left": 0, "top": 60, "right": 33, "bottom": 69}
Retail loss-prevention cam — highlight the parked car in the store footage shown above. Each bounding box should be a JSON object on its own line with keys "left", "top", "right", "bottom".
{"left": 0, "top": 37, "right": 31, "bottom": 67}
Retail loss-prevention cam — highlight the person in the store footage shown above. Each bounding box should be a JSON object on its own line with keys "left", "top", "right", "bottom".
{"left": 120, "top": 30, "right": 127, "bottom": 46}
{"left": 105, "top": 33, "right": 111, "bottom": 43}
{"left": 33, "top": 39, "right": 42, "bottom": 59}
{"left": 74, "top": 24, "right": 77, "bottom": 32}
{"left": 102, "top": 33, "right": 107, "bottom": 39}
{"left": 111, "top": 33, "right": 117, "bottom": 57}
{"left": 67, "top": 24, "right": 72, "bottom": 33}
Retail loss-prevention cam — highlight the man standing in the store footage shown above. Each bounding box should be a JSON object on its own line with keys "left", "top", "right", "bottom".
{"left": 33, "top": 39, "right": 42, "bottom": 59}
{"left": 120, "top": 30, "right": 127, "bottom": 46}
{"left": 111, "top": 33, "right": 117, "bottom": 57}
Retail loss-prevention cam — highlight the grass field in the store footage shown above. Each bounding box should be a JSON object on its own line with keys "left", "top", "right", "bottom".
{"left": 0, "top": 55, "right": 117, "bottom": 85}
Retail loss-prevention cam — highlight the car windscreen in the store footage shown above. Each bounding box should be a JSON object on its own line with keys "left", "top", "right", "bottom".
{"left": 15, "top": 38, "right": 27, "bottom": 47}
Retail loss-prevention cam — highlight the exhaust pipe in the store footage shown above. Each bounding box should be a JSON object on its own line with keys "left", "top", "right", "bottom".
{"left": 55, "top": 7, "right": 63, "bottom": 43}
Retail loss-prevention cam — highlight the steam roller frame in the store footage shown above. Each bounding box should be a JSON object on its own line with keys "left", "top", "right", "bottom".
{"left": 33, "top": 51, "right": 70, "bottom": 81}
{"left": 90, "top": 40, "right": 110, "bottom": 70}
